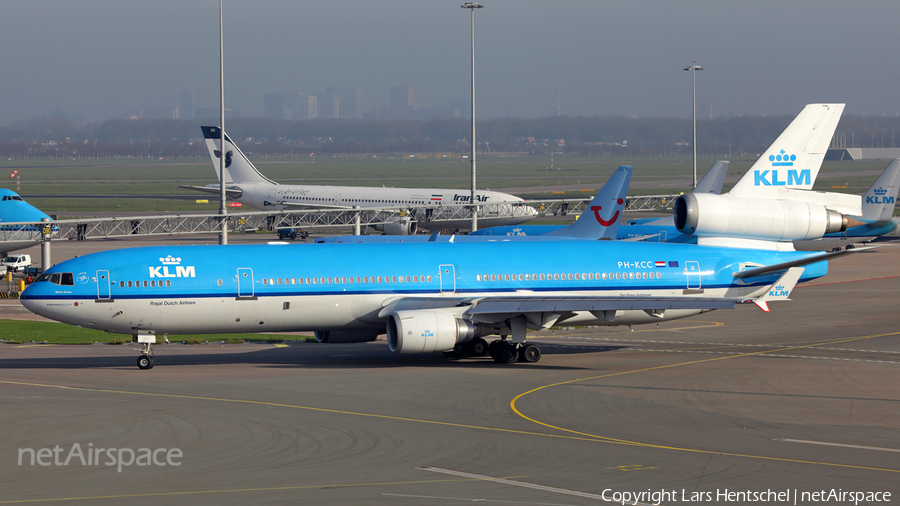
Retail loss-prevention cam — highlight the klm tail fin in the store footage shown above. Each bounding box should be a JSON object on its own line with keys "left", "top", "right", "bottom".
{"left": 693, "top": 161, "right": 729, "bottom": 194}
{"left": 201, "top": 126, "right": 277, "bottom": 186}
{"left": 862, "top": 159, "right": 900, "bottom": 221}
{"left": 543, "top": 166, "right": 632, "bottom": 238}
{"left": 728, "top": 103, "right": 845, "bottom": 197}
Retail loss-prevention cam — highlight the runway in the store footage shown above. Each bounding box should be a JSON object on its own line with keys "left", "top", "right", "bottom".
{"left": 1, "top": 239, "right": 899, "bottom": 504}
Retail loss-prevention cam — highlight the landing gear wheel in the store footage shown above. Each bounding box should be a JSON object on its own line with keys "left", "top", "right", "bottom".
{"left": 466, "top": 337, "right": 489, "bottom": 357}
{"left": 492, "top": 342, "right": 519, "bottom": 364}
{"left": 137, "top": 355, "right": 154, "bottom": 370}
{"left": 519, "top": 344, "right": 541, "bottom": 363}
{"left": 488, "top": 340, "right": 503, "bottom": 360}
{"left": 442, "top": 344, "right": 467, "bottom": 359}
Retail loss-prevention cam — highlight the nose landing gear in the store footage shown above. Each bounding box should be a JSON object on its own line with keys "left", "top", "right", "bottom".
{"left": 134, "top": 333, "right": 157, "bottom": 370}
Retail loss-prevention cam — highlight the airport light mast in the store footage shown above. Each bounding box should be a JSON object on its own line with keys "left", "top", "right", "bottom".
{"left": 218, "top": 0, "right": 228, "bottom": 244}
{"left": 462, "top": 2, "right": 483, "bottom": 232}
{"left": 684, "top": 62, "right": 702, "bottom": 190}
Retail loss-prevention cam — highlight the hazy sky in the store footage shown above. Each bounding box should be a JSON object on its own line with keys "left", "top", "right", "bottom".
{"left": 2, "top": 0, "right": 898, "bottom": 124}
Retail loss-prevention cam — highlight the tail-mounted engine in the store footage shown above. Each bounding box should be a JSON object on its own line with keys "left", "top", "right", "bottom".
{"left": 674, "top": 193, "right": 849, "bottom": 241}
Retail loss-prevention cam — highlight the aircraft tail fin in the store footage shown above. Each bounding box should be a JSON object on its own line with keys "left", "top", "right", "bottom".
{"left": 693, "top": 161, "right": 729, "bottom": 194}
{"left": 543, "top": 165, "right": 632, "bottom": 238}
{"left": 861, "top": 159, "right": 900, "bottom": 221}
{"left": 201, "top": 126, "right": 277, "bottom": 186}
{"left": 728, "top": 103, "right": 845, "bottom": 197}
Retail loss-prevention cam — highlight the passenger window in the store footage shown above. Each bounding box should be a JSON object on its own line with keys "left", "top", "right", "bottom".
{"left": 166, "top": 280, "right": 171, "bottom": 287}
{"left": 574, "top": 273, "right": 580, "bottom": 280}
{"left": 540, "top": 274, "right": 545, "bottom": 281}
{"left": 406, "top": 276, "right": 411, "bottom": 283}
{"left": 616, "top": 273, "right": 621, "bottom": 280}
{"left": 525, "top": 274, "right": 530, "bottom": 280}
{"left": 427, "top": 276, "right": 432, "bottom": 282}
{"left": 120, "top": 281, "right": 125, "bottom": 288}
{"left": 143, "top": 281, "right": 148, "bottom": 287}
{"left": 217, "top": 279, "right": 223, "bottom": 286}
{"left": 263, "top": 278, "right": 268, "bottom": 285}
{"left": 151, "top": 280, "right": 156, "bottom": 287}
{"left": 518, "top": 274, "right": 523, "bottom": 281}
{"left": 476, "top": 275, "right": 481, "bottom": 281}
{"left": 391, "top": 276, "right": 397, "bottom": 283}
{"left": 602, "top": 273, "right": 607, "bottom": 280}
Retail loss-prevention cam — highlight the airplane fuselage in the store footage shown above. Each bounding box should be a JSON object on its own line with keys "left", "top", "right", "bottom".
{"left": 21, "top": 241, "right": 828, "bottom": 337}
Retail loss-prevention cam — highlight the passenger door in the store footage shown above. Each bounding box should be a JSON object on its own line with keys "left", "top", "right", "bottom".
{"left": 439, "top": 264, "right": 456, "bottom": 293}
{"left": 237, "top": 268, "right": 254, "bottom": 298}
{"left": 96, "top": 270, "right": 111, "bottom": 300}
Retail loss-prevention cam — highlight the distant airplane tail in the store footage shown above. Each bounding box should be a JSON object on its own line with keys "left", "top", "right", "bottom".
{"left": 728, "top": 103, "right": 845, "bottom": 197}
{"left": 861, "top": 158, "right": 900, "bottom": 221}
{"left": 201, "top": 126, "right": 277, "bottom": 186}
{"left": 542, "top": 165, "right": 632, "bottom": 238}
{"left": 693, "top": 161, "right": 729, "bottom": 194}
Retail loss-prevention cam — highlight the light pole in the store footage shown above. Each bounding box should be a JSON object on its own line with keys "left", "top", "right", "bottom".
{"left": 462, "top": 2, "right": 483, "bottom": 232}
{"left": 218, "top": 0, "right": 228, "bottom": 244}
{"left": 683, "top": 62, "right": 702, "bottom": 190}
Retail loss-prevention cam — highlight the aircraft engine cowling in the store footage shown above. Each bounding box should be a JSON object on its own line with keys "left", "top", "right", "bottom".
{"left": 386, "top": 310, "right": 477, "bottom": 354}
{"left": 674, "top": 193, "right": 848, "bottom": 241}
{"left": 315, "top": 329, "right": 380, "bottom": 343}
{"left": 374, "top": 217, "right": 418, "bottom": 236}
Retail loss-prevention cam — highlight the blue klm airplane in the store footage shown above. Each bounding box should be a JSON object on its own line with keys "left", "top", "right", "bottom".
{"left": 0, "top": 188, "right": 54, "bottom": 256}
{"left": 21, "top": 232, "right": 863, "bottom": 368}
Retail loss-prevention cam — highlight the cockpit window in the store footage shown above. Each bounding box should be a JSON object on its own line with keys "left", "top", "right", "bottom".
{"left": 35, "top": 272, "right": 74, "bottom": 285}
{"left": 1, "top": 195, "right": 24, "bottom": 201}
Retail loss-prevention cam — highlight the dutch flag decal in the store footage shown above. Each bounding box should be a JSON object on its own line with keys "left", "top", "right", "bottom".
{"left": 654, "top": 261, "right": 666, "bottom": 268}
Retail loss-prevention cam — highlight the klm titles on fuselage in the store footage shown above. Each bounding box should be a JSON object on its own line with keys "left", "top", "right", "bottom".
{"left": 149, "top": 257, "right": 196, "bottom": 278}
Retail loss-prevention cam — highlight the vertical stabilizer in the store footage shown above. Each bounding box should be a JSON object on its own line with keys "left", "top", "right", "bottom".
{"left": 201, "top": 126, "right": 277, "bottom": 185}
{"left": 861, "top": 159, "right": 900, "bottom": 221}
{"left": 693, "top": 161, "right": 729, "bottom": 194}
{"left": 729, "top": 104, "right": 844, "bottom": 197}
{"left": 543, "top": 166, "right": 632, "bottom": 238}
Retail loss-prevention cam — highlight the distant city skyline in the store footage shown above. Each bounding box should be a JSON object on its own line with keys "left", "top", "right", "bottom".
{"left": 2, "top": 1, "right": 899, "bottom": 125}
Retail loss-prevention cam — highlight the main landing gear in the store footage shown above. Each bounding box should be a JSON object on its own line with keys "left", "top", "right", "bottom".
{"left": 442, "top": 337, "right": 490, "bottom": 359}
{"left": 488, "top": 340, "right": 541, "bottom": 364}
{"left": 443, "top": 338, "right": 542, "bottom": 364}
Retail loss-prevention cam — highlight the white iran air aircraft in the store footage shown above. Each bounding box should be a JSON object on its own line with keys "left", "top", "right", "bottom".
{"left": 22, "top": 227, "right": 863, "bottom": 369}
{"left": 180, "top": 126, "right": 537, "bottom": 235}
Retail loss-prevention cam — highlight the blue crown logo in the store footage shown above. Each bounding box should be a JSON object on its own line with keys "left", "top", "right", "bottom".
{"left": 775, "top": 285, "right": 784, "bottom": 290}
{"left": 769, "top": 149, "right": 796, "bottom": 167}
{"left": 874, "top": 187, "right": 888, "bottom": 195}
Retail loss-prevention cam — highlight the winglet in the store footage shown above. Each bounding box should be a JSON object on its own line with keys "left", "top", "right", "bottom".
{"left": 751, "top": 266, "right": 805, "bottom": 312}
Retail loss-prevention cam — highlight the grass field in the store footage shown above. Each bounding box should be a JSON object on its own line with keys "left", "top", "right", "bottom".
{"left": 0, "top": 319, "right": 316, "bottom": 345}
{"left": 1, "top": 155, "right": 894, "bottom": 214}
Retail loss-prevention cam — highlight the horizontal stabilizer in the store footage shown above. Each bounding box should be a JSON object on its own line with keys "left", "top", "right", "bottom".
{"left": 179, "top": 185, "right": 243, "bottom": 199}
{"left": 732, "top": 247, "right": 876, "bottom": 279}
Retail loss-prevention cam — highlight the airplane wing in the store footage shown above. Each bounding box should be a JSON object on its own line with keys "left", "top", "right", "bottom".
{"left": 274, "top": 201, "right": 354, "bottom": 210}
{"left": 379, "top": 295, "right": 736, "bottom": 328}
{"left": 179, "top": 185, "right": 243, "bottom": 199}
